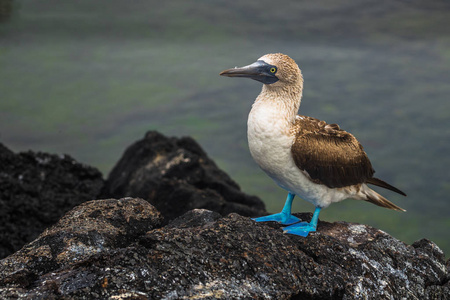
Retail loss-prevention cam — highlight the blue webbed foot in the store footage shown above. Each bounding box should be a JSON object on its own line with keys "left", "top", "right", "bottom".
{"left": 252, "top": 213, "right": 301, "bottom": 225}
{"left": 252, "top": 192, "right": 301, "bottom": 225}
{"left": 283, "top": 222, "right": 316, "bottom": 237}
{"left": 282, "top": 206, "right": 322, "bottom": 237}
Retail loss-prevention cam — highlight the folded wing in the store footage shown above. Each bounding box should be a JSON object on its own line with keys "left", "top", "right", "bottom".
{"left": 291, "top": 117, "right": 375, "bottom": 188}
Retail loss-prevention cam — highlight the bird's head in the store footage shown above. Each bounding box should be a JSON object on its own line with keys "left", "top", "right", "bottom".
{"left": 219, "top": 53, "right": 303, "bottom": 88}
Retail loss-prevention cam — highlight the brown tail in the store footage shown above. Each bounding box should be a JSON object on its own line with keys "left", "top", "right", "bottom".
{"left": 366, "top": 177, "right": 407, "bottom": 196}
{"left": 363, "top": 186, "right": 406, "bottom": 212}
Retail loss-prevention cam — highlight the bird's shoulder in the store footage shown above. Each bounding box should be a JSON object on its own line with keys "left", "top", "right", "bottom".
{"left": 292, "top": 115, "right": 350, "bottom": 138}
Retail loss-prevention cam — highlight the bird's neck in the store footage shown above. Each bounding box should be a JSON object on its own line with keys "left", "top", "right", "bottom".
{"left": 252, "top": 83, "right": 303, "bottom": 126}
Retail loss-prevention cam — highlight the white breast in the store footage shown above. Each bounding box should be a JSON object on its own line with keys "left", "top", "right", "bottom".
{"left": 247, "top": 102, "right": 293, "bottom": 183}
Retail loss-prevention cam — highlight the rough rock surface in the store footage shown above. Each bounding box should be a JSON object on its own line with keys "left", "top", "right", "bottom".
{"left": 101, "top": 131, "right": 266, "bottom": 222}
{"left": 0, "top": 143, "right": 104, "bottom": 259}
{"left": 0, "top": 198, "right": 448, "bottom": 299}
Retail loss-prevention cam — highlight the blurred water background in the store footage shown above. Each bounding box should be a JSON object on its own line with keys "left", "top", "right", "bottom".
{"left": 1, "top": 0, "right": 449, "bottom": 255}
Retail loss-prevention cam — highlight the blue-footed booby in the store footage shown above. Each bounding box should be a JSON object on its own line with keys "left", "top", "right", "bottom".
{"left": 219, "top": 53, "right": 406, "bottom": 237}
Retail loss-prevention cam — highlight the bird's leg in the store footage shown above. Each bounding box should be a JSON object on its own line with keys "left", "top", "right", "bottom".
{"left": 282, "top": 206, "right": 321, "bottom": 237}
{"left": 252, "top": 192, "right": 301, "bottom": 225}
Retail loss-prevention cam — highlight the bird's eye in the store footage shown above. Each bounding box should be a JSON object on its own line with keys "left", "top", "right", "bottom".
{"left": 270, "top": 67, "right": 277, "bottom": 73}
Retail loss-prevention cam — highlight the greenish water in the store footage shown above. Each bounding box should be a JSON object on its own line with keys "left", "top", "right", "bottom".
{"left": 1, "top": 0, "right": 449, "bottom": 255}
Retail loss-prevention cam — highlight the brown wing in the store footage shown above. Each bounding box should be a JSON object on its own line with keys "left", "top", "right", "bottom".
{"left": 291, "top": 117, "right": 374, "bottom": 188}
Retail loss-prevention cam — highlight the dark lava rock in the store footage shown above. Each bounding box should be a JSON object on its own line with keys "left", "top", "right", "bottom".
{"left": 0, "top": 199, "right": 447, "bottom": 299}
{"left": 0, "top": 143, "right": 104, "bottom": 259}
{"left": 0, "top": 197, "right": 162, "bottom": 291}
{"left": 101, "top": 131, "right": 266, "bottom": 222}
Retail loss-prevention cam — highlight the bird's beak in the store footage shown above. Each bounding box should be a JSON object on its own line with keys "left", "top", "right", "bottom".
{"left": 220, "top": 60, "right": 279, "bottom": 84}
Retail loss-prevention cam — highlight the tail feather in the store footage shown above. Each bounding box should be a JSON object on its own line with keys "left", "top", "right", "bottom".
{"left": 366, "top": 177, "right": 407, "bottom": 196}
{"left": 363, "top": 187, "right": 406, "bottom": 212}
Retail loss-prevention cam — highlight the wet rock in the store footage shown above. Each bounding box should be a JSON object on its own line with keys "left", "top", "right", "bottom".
{"left": 0, "top": 201, "right": 447, "bottom": 299}
{"left": 0, "top": 198, "right": 162, "bottom": 290}
{"left": 101, "top": 131, "right": 266, "bottom": 222}
{"left": 165, "top": 208, "right": 222, "bottom": 229}
{"left": 0, "top": 143, "right": 104, "bottom": 259}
